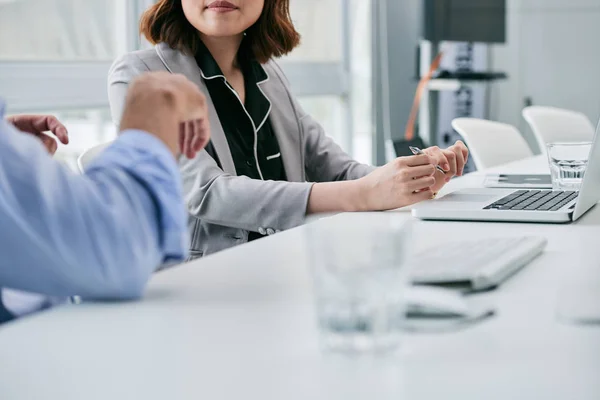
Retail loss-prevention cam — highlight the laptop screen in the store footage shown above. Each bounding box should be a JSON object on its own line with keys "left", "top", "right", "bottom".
{"left": 573, "top": 119, "right": 600, "bottom": 220}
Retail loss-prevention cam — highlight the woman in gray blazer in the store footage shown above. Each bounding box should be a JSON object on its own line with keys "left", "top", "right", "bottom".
{"left": 108, "top": 0, "right": 469, "bottom": 260}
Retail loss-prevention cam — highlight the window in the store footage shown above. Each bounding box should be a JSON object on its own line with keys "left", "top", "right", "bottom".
{"left": 0, "top": 0, "right": 130, "bottom": 61}
{"left": 0, "top": 0, "right": 145, "bottom": 166}
{"left": 297, "top": 96, "right": 345, "bottom": 144}
{"left": 349, "top": 0, "right": 373, "bottom": 164}
{"left": 285, "top": 0, "right": 343, "bottom": 63}
{"left": 281, "top": 0, "right": 372, "bottom": 163}
{"left": 1, "top": 0, "right": 372, "bottom": 165}
{"left": 49, "top": 109, "right": 116, "bottom": 171}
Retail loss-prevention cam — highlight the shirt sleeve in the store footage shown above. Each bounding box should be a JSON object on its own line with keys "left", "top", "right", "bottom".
{"left": 0, "top": 113, "right": 188, "bottom": 301}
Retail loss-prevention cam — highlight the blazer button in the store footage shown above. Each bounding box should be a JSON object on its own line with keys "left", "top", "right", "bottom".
{"left": 266, "top": 228, "right": 275, "bottom": 236}
{"left": 258, "top": 227, "right": 267, "bottom": 235}
{"left": 246, "top": 160, "right": 253, "bottom": 167}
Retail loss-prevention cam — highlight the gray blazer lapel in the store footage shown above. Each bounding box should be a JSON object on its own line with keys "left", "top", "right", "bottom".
{"left": 259, "top": 70, "right": 304, "bottom": 182}
{"left": 155, "top": 43, "right": 236, "bottom": 175}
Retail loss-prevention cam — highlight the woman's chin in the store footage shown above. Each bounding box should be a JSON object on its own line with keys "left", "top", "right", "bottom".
{"left": 200, "top": 26, "right": 246, "bottom": 38}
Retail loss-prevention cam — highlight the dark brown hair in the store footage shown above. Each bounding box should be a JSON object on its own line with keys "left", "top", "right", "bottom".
{"left": 140, "top": 0, "right": 300, "bottom": 63}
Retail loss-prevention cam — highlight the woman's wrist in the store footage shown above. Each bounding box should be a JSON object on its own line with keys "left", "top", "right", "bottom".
{"left": 346, "top": 179, "right": 369, "bottom": 212}
{"left": 307, "top": 180, "right": 370, "bottom": 214}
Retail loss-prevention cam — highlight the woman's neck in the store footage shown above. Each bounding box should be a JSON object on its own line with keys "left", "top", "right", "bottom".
{"left": 199, "top": 34, "right": 244, "bottom": 76}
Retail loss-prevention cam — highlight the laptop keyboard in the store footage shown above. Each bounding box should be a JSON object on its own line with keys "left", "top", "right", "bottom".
{"left": 484, "top": 190, "right": 578, "bottom": 211}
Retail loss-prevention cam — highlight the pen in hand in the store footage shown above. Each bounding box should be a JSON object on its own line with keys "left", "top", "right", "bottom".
{"left": 409, "top": 146, "right": 447, "bottom": 174}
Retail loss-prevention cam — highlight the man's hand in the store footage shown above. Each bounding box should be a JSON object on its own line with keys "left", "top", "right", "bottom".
{"left": 7, "top": 115, "right": 69, "bottom": 155}
{"left": 119, "top": 72, "right": 210, "bottom": 158}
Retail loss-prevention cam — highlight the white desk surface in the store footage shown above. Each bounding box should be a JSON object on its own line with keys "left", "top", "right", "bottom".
{"left": 1, "top": 156, "right": 599, "bottom": 400}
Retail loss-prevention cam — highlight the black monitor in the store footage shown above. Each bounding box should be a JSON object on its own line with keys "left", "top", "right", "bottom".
{"left": 424, "top": 0, "right": 506, "bottom": 44}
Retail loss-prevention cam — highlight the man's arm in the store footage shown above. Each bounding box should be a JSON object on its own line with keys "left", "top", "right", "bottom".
{"left": 0, "top": 118, "right": 187, "bottom": 299}
{"left": 0, "top": 73, "right": 208, "bottom": 303}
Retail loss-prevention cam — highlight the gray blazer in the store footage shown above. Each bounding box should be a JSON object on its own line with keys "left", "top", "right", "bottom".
{"left": 108, "top": 43, "right": 375, "bottom": 259}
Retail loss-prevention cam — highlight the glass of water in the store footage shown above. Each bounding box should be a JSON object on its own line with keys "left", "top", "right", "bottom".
{"left": 547, "top": 142, "right": 592, "bottom": 191}
{"left": 306, "top": 213, "right": 413, "bottom": 354}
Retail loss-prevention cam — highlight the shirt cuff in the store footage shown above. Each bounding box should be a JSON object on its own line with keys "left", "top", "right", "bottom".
{"left": 114, "top": 130, "right": 180, "bottom": 178}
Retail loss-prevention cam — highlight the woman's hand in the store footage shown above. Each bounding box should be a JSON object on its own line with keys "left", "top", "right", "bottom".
{"left": 6, "top": 114, "right": 69, "bottom": 155}
{"left": 422, "top": 140, "right": 469, "bottom": 193}
{"left": 356, "top": 154, "right": 437, "bottom": 211}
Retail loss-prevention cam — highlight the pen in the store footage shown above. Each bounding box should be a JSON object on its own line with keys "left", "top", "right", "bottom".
{"left": 409, "top": 146, "right": 447, "bottom": 174}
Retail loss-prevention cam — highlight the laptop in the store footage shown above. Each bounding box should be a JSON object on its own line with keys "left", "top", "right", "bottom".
{"left": 412, "top": 120, "right": 600, "bottom": 223}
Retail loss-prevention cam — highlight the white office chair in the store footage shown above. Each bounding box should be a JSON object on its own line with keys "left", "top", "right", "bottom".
{"left": 522, "top": 106, "right": 595, "bottom": 152}
{"left": 77, "top": 142, "right": 112, "bottom": 173}
{"left": 451, "top": 118, "right": 533, "bottom": 170}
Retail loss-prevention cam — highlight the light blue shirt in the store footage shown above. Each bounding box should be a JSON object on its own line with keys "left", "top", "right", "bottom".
{"left": 0, "top": 99, "right": 188, "bottom": 322}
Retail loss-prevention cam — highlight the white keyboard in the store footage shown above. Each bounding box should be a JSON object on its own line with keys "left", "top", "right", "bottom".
{"left": 410, "top": 236, "right": 548, "bottom": 290}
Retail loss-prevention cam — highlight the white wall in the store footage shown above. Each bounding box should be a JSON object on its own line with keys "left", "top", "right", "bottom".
{"left": 490, "top": 0, "right": 600, "bottom": 153}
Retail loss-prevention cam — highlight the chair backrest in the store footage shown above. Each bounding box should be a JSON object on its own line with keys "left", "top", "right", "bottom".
{"left": 77, "top": 142, "right": 112, "bottom": 173}
{"left": 522, "top": 106, "right": 595, "bottom": 152}
{"left": 451, "top": 118, "right": 533, "bottom": 170}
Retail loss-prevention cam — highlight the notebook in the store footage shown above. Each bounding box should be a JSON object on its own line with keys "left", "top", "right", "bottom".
{"left": 483, "top": 174, "right": 552, "bottom": 189}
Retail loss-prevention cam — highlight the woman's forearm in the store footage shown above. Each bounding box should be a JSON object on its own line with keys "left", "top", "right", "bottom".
{"left": 306, "top": 180, "right": 367, "bottom": 214}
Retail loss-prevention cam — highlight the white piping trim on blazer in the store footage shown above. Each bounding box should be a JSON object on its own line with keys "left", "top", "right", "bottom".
{"left": 266, "top": 152, "right": 281, "bottom": 161}
{"left": 154, "top": 47, "right": 269, "bottom": 179}
{"left": 198, "top": 67, "right": 272, "bottom": 181}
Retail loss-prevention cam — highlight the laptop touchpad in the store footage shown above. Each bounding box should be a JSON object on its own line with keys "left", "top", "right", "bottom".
{"left": 439, "top": 193, "right": 498, "bottom": 203}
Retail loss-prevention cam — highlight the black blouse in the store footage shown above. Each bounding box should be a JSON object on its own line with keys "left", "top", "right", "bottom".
{"left": 195, "top": 40, "right": 287, "bottom": 240}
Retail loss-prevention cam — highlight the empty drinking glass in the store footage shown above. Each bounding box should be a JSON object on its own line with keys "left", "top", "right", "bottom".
{"left": 547, "top": 142, "right": 592, "bottom": 191}
{"left": 305, "top": 213, "right": 413, "bottom": 354}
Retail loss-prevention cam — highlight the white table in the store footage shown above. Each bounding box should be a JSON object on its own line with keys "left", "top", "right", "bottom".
{"left": 1, "top": 156, "right": 599, "bottom": 400}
